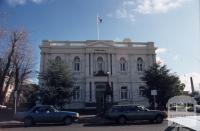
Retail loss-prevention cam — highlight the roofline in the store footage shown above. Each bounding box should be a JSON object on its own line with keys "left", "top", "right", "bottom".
{"left": 42, "top": 40, "right": 154, "bottom": 44}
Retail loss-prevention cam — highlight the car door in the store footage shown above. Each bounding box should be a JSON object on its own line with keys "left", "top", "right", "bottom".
{"left": 43, "top": 106, "right": 61, "bottom": 122}
{"left": 32, "top": 107, "right": 48, "bottom": 122}
{"left": 136, "top": 106, "right": 153, "bottom": 120}
{"left": 125, "top": 106, "right": 140, "bottom": 120}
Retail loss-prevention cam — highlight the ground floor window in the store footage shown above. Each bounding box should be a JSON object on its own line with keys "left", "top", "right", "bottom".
{"left": 139, "top": 86, "right": 146, "bottom": 97}
{"left": 73, "top": 86, "right": 80, "bottom": 101}
{"left": 121, "top": 86, "right": 128, "bottom": 100}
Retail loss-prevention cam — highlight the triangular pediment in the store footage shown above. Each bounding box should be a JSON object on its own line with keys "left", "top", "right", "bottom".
{"left": 87, "top": 41, "right": 114, "bottom": 47}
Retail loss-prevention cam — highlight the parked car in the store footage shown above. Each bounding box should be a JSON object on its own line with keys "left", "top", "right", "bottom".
{"left": 169, "top": 106, "right": 176, "bottom": 111}
{"left": 166, "top": 116, "right": 200, "bottom": 131}
{"left": 105, "top": 105, "right": 167, "bottom": 124}
{"left": 187, "top": 106, "right": 200, "bottom": 113}
{"left": 0, "top": 105, "right": 7, "bottom": 109}
{"left": 14, "top": 105, "right": 79, "bottom": 126}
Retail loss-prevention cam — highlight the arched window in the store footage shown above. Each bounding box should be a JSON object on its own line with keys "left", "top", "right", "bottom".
{"left": 97, "top": 57, "right": 104, "bottom": 71}
{"left": 55, "top": 56, "right": 61, "bottom": 63}
{"left": 121, "top": 86, "right": 128, "bottom": 100}
{"left": 139, "top": 86, "right": 146, "bottom": 97}
{"left": 137, "top": 58, "right": 144, "bottom": 71}
{"left": 74, "top": 56, "right": 80, "bottom": 71}
{"left": 120, "top": 57, "right": 126, "bottom": 71}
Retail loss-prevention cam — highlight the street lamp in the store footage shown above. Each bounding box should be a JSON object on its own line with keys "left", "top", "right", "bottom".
{"left": 151, "top": 89, "right": 157, "bottom": 110}
{"left": 14, "top": 90, "right": 17, "bottom": 114}
{"left": 106, "top": 72, "right": 113, "bottom": 103}
{"left": 107, "top": 71, "right": 110, "bottom": 86}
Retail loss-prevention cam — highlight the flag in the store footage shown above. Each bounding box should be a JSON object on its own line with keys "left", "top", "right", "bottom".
{"left": 96, "top": 14, "right": 102, "bottom": 40}
{"left": 97, "top": 15, "right": 102, "bottom": 24}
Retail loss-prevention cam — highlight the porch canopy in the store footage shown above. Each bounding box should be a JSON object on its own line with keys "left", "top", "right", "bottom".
{"left": 166, "top": 95, "right": 197, "bottom": 107}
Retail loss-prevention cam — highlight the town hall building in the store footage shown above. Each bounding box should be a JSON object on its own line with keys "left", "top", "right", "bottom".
{"left": 39, "top": 39, "right": 156, "bottom": 109}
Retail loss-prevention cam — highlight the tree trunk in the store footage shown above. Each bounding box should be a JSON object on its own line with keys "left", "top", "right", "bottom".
{"left": 0, "top": 42, "right": 15, "bottom": 104}
{"left": 2, "top": 73, "right": 12, "bottom": 105}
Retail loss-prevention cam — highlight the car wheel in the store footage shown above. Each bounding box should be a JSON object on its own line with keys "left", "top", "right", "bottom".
{"left": 155, "top": 116, "right": 163, "bottom": 124}
{"left": 24, "top": 117, "right": 33, "bottom": 127}
{"left": 63, "top": 117, "right": 72, "bottom": 125}
{"left": 118, "top": 116, "right": 127, "bottom": 125}
{"left": 149, "top": 120, "right": 154, "bottom": 124}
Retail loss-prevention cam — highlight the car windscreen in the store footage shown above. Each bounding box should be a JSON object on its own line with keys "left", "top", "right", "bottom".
{"left": 111, "top": 106, "right": 124, "bottom": 112}
{"left": 137, "top": 106, "right": 149, "bottom": 111}
{"left": 50, "top": 106, "right": 59, "bottom": 112}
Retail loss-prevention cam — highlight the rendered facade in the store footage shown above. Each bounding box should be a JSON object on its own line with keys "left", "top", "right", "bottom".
{"left": 39, "top": 39, "right": 156, "bottom": 109}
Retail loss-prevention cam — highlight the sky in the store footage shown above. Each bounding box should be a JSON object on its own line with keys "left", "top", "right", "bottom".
{"left": 0, "top": 0, "right": 199, "bottom": 92}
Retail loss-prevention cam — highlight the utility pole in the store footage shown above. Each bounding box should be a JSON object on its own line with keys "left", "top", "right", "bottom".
{"left": 96, "top": 14, "right": 102, "bottom": 40}
{"left": 151, "top": 90, "right": 157, "bottom": 110}
{"left": 190, "top": 77, "right": 195, "bottom": 94}
{"left": 14, "top": 91, "right": 17, "bottom": 114}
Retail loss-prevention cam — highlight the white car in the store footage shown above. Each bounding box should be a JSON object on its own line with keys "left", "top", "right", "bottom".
{"left": 0, "top": 105, "right": 7, "bottom": 109}
{"left": 166, "top": 116, "right": 200, "bottom": 131}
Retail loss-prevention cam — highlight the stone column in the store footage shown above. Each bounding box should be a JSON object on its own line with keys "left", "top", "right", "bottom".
{"left": 110, "top": 54, "right": 113, "bottom": 75}
{"left": 113, "top": 82, "right": 119, "bottom": 102}
{"left": 85, "top": 53, "right": 89, "bottom": 76}
{"left": 92, "top": 81, "right": 96, "bottom": 102}
{"left": 108, "top": 53, "right": 111, "bottom": 73}
{"left": 85, "top": 81, "right": 90, "bottom": 102}
{"left": 39, "top": 52, "right": 45, "bottom": 86}
{"left": 91, "top": 53, "right": 94, "bottom": 75}
{"left": 112, "top": 54, "right": 116, "bottom": 76}
{"left": 40, "top": 52, "right": 44, "bottom": 73}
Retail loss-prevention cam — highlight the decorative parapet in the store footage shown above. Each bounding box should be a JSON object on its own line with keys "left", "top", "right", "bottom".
{"left": 93, "top": 70, "right": 108, "bottom": 77}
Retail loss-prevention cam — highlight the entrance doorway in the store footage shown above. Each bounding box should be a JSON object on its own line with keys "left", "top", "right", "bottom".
{"left": 95, "top": 84, "right": 106, "bottom": 112}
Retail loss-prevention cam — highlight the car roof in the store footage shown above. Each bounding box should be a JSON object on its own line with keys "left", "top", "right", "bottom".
{"left": 112, "top": 104, "right": 142, "bottom": 107}
{"left": 34, "top": 105, "right": 54, "bottom": 108}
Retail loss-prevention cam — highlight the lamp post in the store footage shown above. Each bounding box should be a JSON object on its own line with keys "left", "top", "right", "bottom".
{"left": 107, "top": 72, "right": 113, "bottom": 105}
{"left": 151, "top": 90, "right": 157, "bottom": 110}
{"left": 107, "top": 72, "right": 110, "bottom": 86}
{"left": 14, "top": 90, "right": 17, "bottom": 114}
{"left": 107, "top": 72, "right": 111, "bottom": 102}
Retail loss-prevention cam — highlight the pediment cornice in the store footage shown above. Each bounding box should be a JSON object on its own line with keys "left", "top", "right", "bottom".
{"left": 86, "top": 41, "right": 115, "bottom": 47}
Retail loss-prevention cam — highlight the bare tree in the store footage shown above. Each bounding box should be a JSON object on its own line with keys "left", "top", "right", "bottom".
{"left": 0, "top": 30, "right": 34, "bottom": 105}
{"left": 12, "top": 35, "right": 33, "bottom": 105}
{"left": 0, "top": 31, "right": 22, "bottom": 104}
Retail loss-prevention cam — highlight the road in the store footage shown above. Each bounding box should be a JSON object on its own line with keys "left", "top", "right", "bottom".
{"left": 0, "top": 121, "right": 168, "bottom": 131}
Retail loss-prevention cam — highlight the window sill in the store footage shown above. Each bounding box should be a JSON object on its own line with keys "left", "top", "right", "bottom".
{"left": 119, "top": 72, "right": 128, "bottom": 75}
{"left": 137, "top": 71, "right": 143, "bottom": 75}
{"left": 120, "top": 99, "right": 129, "bottom": 101}
{"left": 71, "top": 100, "right": 83, "bottom": 103}
{"left": 73, "top": 72, "right": 82, "bottom": 75}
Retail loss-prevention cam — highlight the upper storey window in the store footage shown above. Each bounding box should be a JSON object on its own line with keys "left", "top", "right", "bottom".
{"left": 97, "top": 57, "right": 104, "bottom": 72}
{"left": 137, "top": 57, "right": 144, "bottom": 71}
{"left": 74, "top": 56, "right": 80, "bottom": 71}
{"left": 55, "top": 56, "right": 61, "bottom": 63}
{"left": 120, "top": 57, "right": 127, "bottom": 72}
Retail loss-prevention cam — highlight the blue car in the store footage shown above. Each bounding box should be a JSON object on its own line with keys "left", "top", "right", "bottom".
{"left": 14, "top": 105, "right": 79, "bottom": 126}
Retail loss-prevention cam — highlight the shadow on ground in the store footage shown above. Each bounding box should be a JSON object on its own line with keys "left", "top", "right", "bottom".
{"left": 0, "top": 123, "right": 76, "bottom": 128}
{"left": 0, "top": 121, "right": 162, "bottom": 128}
{"left": 83, "top": 121, "right": 159, "bottom": 127}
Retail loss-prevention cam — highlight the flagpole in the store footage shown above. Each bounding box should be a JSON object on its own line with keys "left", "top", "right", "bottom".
{"left": 97, "top": 14, "right": 100, "bottom": 40}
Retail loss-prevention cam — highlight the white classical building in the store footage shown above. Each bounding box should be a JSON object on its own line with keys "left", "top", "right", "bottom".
{"left": 39, "top": 39, "right": 156, "bottom": 109}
